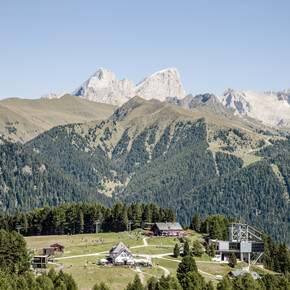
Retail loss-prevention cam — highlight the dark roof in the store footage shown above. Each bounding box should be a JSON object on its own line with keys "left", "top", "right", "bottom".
{"left": 152, "top": 222, "right": 183, "bottom": 231}
{"left": 50, "top": 243, "right": 65, "bottom": 248}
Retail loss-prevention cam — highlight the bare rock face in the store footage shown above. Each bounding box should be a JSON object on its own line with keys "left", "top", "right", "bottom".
{"left": 219, "top": 88, "right": 290, "bottom": 127}
{"left": 71, "top": 67, "right": 185, "bottom": 106}
{"left": 72, "top": 68, "right": 135, "bottom": 105}
{"left": 135, "top": 68, "right": 185, "bottom": 102}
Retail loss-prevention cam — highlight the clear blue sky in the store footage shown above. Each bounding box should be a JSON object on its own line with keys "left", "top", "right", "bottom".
{"left": 0, "top": 0, "right": 289, "bottom": 100}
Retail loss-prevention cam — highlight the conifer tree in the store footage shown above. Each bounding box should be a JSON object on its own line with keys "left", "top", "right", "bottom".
{"left": 126, "top": 274, "right": 144, "bottom": 290}
{"left": 174, "top": 243, "right": 180, "bottom": 258}
{"left": 183, "top": 240, "right": 190, "bottom": 256}
{"left": 177, "top": 255, "right": 198, "bottom": 282}
{"left": 229, "top": 252, "right": 237, "bottom": 268}
{"left": 190, "top": 213, "right": 201, "bottom": 233}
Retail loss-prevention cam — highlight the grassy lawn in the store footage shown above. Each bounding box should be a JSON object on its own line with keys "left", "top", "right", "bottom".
{"left": 25, "top": 232, "right": 144, "bottom": 257}
{"left": 250, "top": 265, "right": 278, "bottom": 275}
{"left": 132, "top": 247, "right": 173, "bottom": 255}
{"left": 56, "top": 255, "right": 137, "bottom": 290}
{"left": 151, "top": 258, "right": 179, "bottom": 277}
{"left": 163, "top": 253, "right": 212, "bottom": 261}
{"left": 197, "top": 262, "right": 232, "bottom": 276}
{"left": 141, "top": 266, "right": 164, "bottom": 277}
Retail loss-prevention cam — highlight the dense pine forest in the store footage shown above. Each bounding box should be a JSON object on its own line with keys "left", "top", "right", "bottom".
{"left": 0, "top": 138, "right": 112, "bottom": 215}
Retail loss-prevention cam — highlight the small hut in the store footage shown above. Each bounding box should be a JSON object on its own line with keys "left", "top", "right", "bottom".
{"left": 43, "top": 247, "right": 54, "bottom": 256}
{"left": 50, "top": 243, "right": 65, "bottom": 252}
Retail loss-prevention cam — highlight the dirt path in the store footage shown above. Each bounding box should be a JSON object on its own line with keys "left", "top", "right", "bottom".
{"left": 158, "top": 265, "right": 170, "bottom": 277}
{"left": 135, "top": 268, "right": 145, "bottom": 284}
{"left": 143, "top": 237, "right": 148, "bottom": 246}
{"left": 158, "top": 257, "right": 215, "bottom": 278}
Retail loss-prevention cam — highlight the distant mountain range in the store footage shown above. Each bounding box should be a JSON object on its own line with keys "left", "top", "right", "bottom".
{"left": 42, "top": 67, "right": 290, "bottom": 128}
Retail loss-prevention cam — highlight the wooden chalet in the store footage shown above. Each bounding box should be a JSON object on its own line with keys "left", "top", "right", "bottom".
{"left": 50, "top": 243, "right": 65, "bottom": 252}
{"left": 151, "top": 222, "right": 183, "bottom": 236}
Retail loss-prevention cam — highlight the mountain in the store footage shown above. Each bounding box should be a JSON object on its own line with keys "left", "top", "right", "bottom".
{"left": 0, "top": 94, "right": 116, "bottom": 143}
{"left": 165, "top": 93, "right": 286, "bottom": 135}
{"left": 25, "top": 97, "right": 290, "bottom": 245}
{"left": 0, "top": 138, "right": 111, "bottom": 215}
{"left": 219, "top": 88, "right": 290, "bottom": 127}
{"left": 166, "top": 93, "right": 237, "bottom": 119}
{"left": 69, "top": 67, "right": 185, "bottom": 106}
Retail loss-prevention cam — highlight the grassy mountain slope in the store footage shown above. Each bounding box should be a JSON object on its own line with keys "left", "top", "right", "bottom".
{"left": 0, "top": 138, "right": 112, "bottom": 215}
{"left": 24, "top": 97, "right": 289, "bottom": 244}
{"left": 0, "top": 94, "right": 116, "bottom": 143}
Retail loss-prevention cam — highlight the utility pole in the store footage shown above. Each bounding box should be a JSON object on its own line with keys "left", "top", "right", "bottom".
{"left": 16, "top": 225, "right": 23, "bottom": 234}
{"left": 94, "top": 220, "right": 101, "bottom": 234}
{"left": 128, "top": 220, "right": 133, "bottom": 232}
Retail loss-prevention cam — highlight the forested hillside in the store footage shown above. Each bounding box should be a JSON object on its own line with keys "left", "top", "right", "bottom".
{"left": 23, "top": 98, "right": 290, "bottom": 246}
{"left": 0, "top": 138, "right": 112, "bottom": 215}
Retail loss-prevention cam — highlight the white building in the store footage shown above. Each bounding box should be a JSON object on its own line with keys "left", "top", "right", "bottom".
{"left": 108, "top": 242, "right": 135, "bottom": 266}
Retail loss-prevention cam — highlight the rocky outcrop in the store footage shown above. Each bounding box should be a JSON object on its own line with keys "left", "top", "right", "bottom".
{"left": 219, "top": 88, "right": 290, "bottom": 127}
{"left": 71, "top": 67, "right": 185, "bottom": 106}
{"left": 42, "top": 91, "right": 69, "bottom": 99}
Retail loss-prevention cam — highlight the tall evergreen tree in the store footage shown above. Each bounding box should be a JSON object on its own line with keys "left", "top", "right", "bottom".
{"left": 174, "top": 243, "right": 180, "bottom": 258}
{"left": 229, "top": 252, "right": 237, "bottom": 268}
{"left": 183, "top": 240, "right": 190, "bottom": 257}
{"left": 190, "top": 213, "right": 201, "bottom": 233}
{"left": 177, "top": 255, "right": 198, "bottom": 282}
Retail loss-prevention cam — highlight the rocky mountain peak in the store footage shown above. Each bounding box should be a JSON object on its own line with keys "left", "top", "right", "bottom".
{"left": 70, "top": 67, "right": 185, "bottom": 106}
{"left": 219, "top": 88, "right": 290, "bottom": 127}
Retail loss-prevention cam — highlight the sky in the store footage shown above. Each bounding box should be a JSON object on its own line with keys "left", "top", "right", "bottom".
{"left": 0, "top": 0, "right": 289, "bottom": 100}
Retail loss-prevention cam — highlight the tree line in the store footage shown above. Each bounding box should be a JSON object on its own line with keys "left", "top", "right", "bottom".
{"left": 0, "top": 202, "right": 175, "bottom": 236}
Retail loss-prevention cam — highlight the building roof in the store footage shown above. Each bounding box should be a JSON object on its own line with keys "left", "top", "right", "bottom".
{"left": 230, "top": 270, "right": 261, "bottom": 280}
{"left": 153, "top": 222, "right": 183, "bottom": 231}
{"left": 109, "top": 242, "right": 132, "bottom": 259}
{"left": 50, "top": 243, "right": 65, "bottom": 248}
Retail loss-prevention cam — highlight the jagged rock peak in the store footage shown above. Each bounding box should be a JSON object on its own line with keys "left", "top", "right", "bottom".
{"left": 71, "top": 67, "right": 186, "bottom": 106}
{"left": 219, "top": 88, "right": 290, "bottom": 127}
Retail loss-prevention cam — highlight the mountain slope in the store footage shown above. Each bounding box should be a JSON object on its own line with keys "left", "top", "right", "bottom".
{"left": 24, "top": 97, "right": 289, "bottom": 245}
{"left": 0, "top": 94, "right": 116, "bottom": 143}
{"left": 0, "top": 138, "right": 112, "bottom": 215}
{"left": 70, "top": 67, "right": 185, "bottom": 105}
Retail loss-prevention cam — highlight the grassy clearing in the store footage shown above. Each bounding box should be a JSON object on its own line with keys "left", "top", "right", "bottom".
{"left": 163, "top": 253, "right": 212, "bottom": 262}
{"left": 131, "top": 247, "right": 173, "bottom": 255}
{"left": 57, "top": 256, "right": 136, "bottom": 290}
{"left": 25, "top": 232, "right": 144, "bottom": 257}
{"left": 141, "top": 266, "right": 164, "bottom": 277}
{"left": 240, "top": 154, "right": 262, "bottom": 167}
{"left": 250, "top": 265, "right": 278, "bottom": 275}
{"left": 197, "top": 262, "right": 231, "bottom": 276}
{"left": 152, "top": 258, "right": 179, "bottom": 277}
